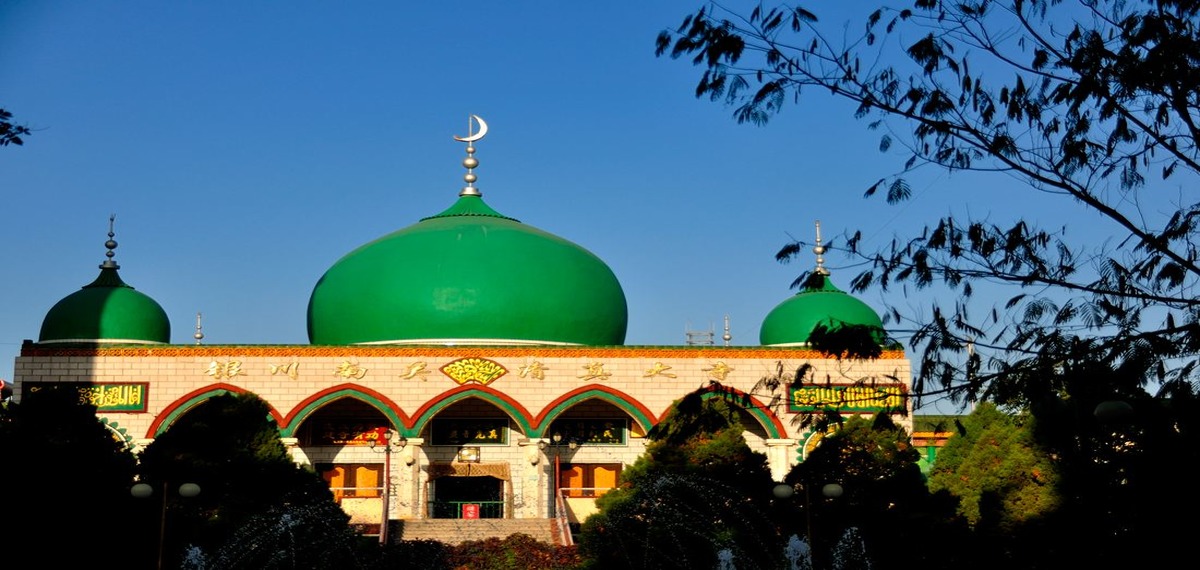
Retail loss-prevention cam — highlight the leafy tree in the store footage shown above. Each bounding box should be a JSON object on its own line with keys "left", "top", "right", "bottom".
{"left": 0, "top": 385, "right": 140, "bottom": 567}
{"left": 447, "top": 533, "right": 582, "bottom": 570}
{"left": 785, "top": 414, "right": 968, "bottom": 570}
{"left": 1014, "top": 363, "right": 1200, "bottom": 568}
{"left": 927, "top": 402, "right": 1059, "bottom": 529}
{"left": 658, "top": 5, "right": 1200, "bottom": 562}
{"left": 577, "top": 389, "right": 782, "bottom": 570}
{"left": 656, "top": 0, "right": 1200, "bottom": 413}
{"left": 0, "top": 108, "right": 31, "bottom": 146}
{"left": 135, "top": 391, "right": 371, "bottom": 569}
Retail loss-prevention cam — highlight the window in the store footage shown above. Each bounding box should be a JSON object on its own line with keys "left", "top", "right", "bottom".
{"left": 559, "top": 464, "right": 622, "bottom": 497}
{"left": 317, "top": 463, "right": 383, "bottom": 501}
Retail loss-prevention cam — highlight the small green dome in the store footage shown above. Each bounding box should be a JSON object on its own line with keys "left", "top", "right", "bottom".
{"left": 39, "top": 265, "right": 171, "bottom": 344}
{"left": 307, "top": 194, "right": 628, "bottom": 346}
{"left": 759, "top": 272, "right": 883, "bottom": 346}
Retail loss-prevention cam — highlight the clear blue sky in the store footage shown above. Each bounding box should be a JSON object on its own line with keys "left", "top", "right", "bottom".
{"left": 0, "top": 2, "right": 1100, "bottom": 413}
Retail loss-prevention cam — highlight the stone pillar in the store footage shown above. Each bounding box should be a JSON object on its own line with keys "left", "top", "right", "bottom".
{"left": 397, "top": 438, "right": 423, "bottom": 518}
{"left": 764, "top": 438, "right": 798, "bottom": 481}
{"left": 517, "top": 438, "right": 549, "bottom": 519}
{"left": 279, "top": 437, "right": 306, "bottom": 465}
{"left": 132, "top": 438, "right": 155, "bottom": 455}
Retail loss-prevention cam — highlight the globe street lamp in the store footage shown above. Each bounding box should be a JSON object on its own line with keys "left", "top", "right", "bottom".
{"left": 773, "top": 482, "right": 843, "bottom": 550}
{"left": 538, "top": 432, "right": 579, "bottom": 513}
{"left": 131, "top": 481, "right": 201, "bottom": 570}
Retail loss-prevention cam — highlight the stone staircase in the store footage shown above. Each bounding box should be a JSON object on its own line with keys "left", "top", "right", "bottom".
{"left": 390, "top": 518, "right": 561, "bottom": 545}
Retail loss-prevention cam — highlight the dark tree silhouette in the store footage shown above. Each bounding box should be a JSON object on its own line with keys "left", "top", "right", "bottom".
{"left": 578, "top": 390, "right": 782, "bottom": 570}
{"left": 135, "top": 392, "right": 372, "bottom": 569}
{"left": 0, "top": 108, "right": 31, "bottom": 146}
{"left": 656, "top": 0, "right": 1200, "bottom": 413}
{"left": 0, "top": 385, "right": 140, "bottom": 566}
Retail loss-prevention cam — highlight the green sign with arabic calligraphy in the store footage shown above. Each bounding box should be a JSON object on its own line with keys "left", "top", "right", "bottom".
{"left": 25, "top": 383, "right": 148, "bottom": 412}
{"left": 789, "top": 384, "right": 907, "bottom": 413}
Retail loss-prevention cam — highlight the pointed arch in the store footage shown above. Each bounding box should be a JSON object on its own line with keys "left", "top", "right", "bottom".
{"left": 533, "top": 386, "right": 657, "bottom": 437}
{"left": 408, "top": 385, "right": 536, "bottom": 438}
{"left": 654, "top": 386, "right": 787, "bottom": 439}
{"left": 279, "top": 383, "right": 409, "bottom": 438}
{"left": 146, "top": 383, "right": 283, "bottom": 437}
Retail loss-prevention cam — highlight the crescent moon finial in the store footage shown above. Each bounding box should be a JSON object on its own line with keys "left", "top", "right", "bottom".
{"left": 453, "top": 114, "right": 488, "bottom": 143}
{"left": 455, "top": 115, "right": 487, "bottom": 197}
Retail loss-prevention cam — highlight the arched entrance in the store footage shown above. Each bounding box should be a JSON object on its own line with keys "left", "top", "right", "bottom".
{"left": 292, "top": 397, "right": 392, "bottom": 534}
{"left": 430, "top": 475, "right": 504, "bottom": 518}
{"left": 419, "top": 397, "right": 520, "bottom": 519}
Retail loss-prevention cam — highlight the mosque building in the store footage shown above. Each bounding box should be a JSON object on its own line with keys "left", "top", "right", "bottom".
{"left": 10, "top": 116, "right": 914, "bottom": 544}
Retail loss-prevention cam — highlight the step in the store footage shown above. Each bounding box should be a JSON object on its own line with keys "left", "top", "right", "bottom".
{"left": 391, "top": 518, "right": 560, "bottom": 546}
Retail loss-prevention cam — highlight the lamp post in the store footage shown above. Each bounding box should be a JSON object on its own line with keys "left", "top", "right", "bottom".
{"left": 370, "top": 429, "right": 407, "bottom": 546}
{"left": 538, "top": 432, "right": 579, "bottom": 516}
{"left": 131, "top": 481, "right": 201, "bottom": 570}
{"left": 773, "top": 481, "right": 843, "bottom": 550}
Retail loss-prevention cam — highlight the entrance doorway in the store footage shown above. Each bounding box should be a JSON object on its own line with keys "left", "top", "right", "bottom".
{"left": 431, "top": 476, "right": 504, "bottom": 518}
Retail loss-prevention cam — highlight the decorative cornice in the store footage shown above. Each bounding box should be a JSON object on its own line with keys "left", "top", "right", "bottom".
{"left": 20, "top": 344, "right": 907, "bottom": 360}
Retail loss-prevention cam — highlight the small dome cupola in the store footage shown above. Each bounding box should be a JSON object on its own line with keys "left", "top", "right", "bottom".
{"left": 760, "top": 221, "right": 883, "bottom": 347}
{"left": 307, "top": 116, "right": 628, "bottom": 346}
{"left": 38, "top": 216, "right": 171, "bottom": 344}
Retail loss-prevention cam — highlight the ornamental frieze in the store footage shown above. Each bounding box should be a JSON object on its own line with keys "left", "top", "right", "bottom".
{"left": 441, "top": 357, "right": 507, "bottom": 386}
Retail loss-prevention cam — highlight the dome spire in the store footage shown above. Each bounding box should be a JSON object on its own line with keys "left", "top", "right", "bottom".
{"left": 38, "top": 215, "right": 171, "bottom": 344}
{"left": 813, "top": 220, "right": 829, "bottom": 276}
{"left": 194, "top": 311, "right": 205, "bottom": 344}
{"left": 453, "top": 114, "right": 488, "bottom": 197}
{"left": 102, "top": 214, "right": 119, "bottom": 270}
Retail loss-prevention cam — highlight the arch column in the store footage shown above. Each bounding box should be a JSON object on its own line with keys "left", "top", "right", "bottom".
{"left": 518, "top": 438, "right": 549, "bottom": 519}
{"left": 394, "top": 438, "right": 423, "bottom": 519}
{"left": 279, "top": 437, "right": 305, "bottom": 464}
{"left": 764, "top": 438, "right": 797, "bottom": 481}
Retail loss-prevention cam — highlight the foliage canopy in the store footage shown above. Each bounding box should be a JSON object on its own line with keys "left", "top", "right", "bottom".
{"left": 578, "top": 390, "right": 781, "bottom": 570}
{"left": 657, "top": 0, "right": 1200, "bottom": 412}
{"left": 926, "top": 402, "right": 1060, "bottom": 529}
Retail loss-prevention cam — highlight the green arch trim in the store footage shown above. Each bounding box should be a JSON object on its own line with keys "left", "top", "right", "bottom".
{"left": 100, "top": 417, "right": 134, "bottom": 449}
{"left": 692, "top": 389, "right": 786, "bottom": 439}
{"left": 533, "top": 386, "right": 656, "bottom": 437}
{"left": 280, "top": 384, "right": 408, "bottom": 438}
{"left": 408, "top": 386, "right": 535, "bottom": 439}
{"left": 146, "top": 383, "right": 284, "bottom": 438}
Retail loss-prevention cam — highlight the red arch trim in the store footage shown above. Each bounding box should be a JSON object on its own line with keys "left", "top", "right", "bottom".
{"left": 145, "top": 383, "right": 285, "bottom": 437}
{"left": 533, "top": 385, "right": 659, "bottom": 431}
{"left": 281, "top": 382, "right": 411, "bottom": 430}
{"left": 408, "top": 384, "right": 536, "bottom": 432}
{"left": 653, "top": 385, "right": 788, "bottom": 437}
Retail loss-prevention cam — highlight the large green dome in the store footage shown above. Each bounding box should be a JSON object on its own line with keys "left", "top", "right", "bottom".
{"left": 39, "top": 231, "right": 170, "bottom": 344}
{"left": 759, "top": 272, "right": 883, "bottom": 347}
{"left": 307, "top": 194, "right": 628, "bottom": 346}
